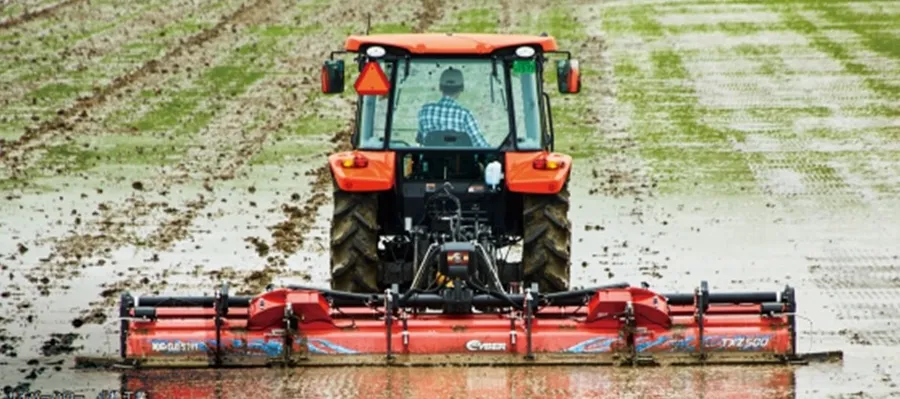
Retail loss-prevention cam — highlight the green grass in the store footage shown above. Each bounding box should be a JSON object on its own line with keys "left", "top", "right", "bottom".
{"left": 815, "top": 3, "right": 900, "bottom": 61}
{"left": 779, "top": 8, "right": 900, "bottom": 107}
{"left": 441, "top": 8, "right": 498, "bottom": 33}
{"left": 369, "top": 23, "right": 414, "bottom": 34}
{"left": 1, "top": 3, "right": 330, "bottom": 188}
{"left": 249, "top": 100, "right": 345, "bottom": 165}
{"left": 29, "top": 82, "right": 82, "bottom": 102}
{"left": 515, "top": 5, "right": 598, "bottom": 158}
{"left": 1, "top": 0, "right": 237, "bottom": 140}
{"left": 128, "top": 64, "right": 265, "bottom": 141}
{"left": 34, "top": 136, "right": 192, "bottom": 173}
{"left": 607, "top": 8, "right": 755, "bottom": 193}
{"left": 598, "top": 0, "right": 900, "bottom": 197}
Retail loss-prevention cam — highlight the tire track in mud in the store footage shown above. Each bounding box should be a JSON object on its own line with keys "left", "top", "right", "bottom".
{"left": 240, "top": 128, "right": 352, "bottom": 295}
{"left": 497, "top": 0, "right": 511, "bottom": 31}
{"left": 576, "top": 4, "right": 658, "bottom": 202}
{"left": 414, "top": 0, "right": 444, "bottom": 33}
{"left": 1, "top": 0, "right": 250, "bottom": 114}
{"left": 59, "top": 0, "right": 369, "bottom": 319}
{"left": 806, "top": 249, "right": 900, "bottom": 349}
{"left": 0, "top": 0, "right": 271, "bottom": 177}
{"left": 0, "top": 0, "right": 85, "bottom": 30}
{"left": 0, "top": 0, "right": 284, "bottom": 366}
{"left": 22, "top": 0, "right": 286, "bottom": 271}
{"left": 245, "top": 0, "right": 445, "bottom": 293}
{"left": 517, "top": 2, "right": 669, "bottom": 284}
{"left": 3, "top": 0, "right": 295, "bottom": 333}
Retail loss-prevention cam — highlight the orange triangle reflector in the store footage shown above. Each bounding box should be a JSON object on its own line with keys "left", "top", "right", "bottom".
{"left": 354, "top": 62, "right": 390, "bottom": 96}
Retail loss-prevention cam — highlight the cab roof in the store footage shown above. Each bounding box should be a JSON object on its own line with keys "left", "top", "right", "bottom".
{"left": 344, "top": 33, "right": 559, "bottom": 55}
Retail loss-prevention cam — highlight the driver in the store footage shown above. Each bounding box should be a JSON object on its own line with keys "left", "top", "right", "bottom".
{"left": 416, "top": 67, "right": 489, "bottom": 147}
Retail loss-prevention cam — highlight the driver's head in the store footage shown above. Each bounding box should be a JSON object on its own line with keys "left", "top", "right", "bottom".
{"left": 439, "top": 67, "right": 464, "bottom": 98}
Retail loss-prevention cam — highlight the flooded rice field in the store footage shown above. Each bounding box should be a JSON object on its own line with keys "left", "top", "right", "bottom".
{"left": 2, "top": 0, "right": 899, "bottom": 397}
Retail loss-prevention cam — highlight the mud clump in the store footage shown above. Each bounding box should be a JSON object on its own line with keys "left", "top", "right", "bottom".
{"left": 413, "top": 0, "right": 444, "bottom": 32}
{"left": 842, "top": 329, "right": 873, "bottom": 346}
{"left": 144, "top": 196, "right": 209, "bottom": 250}
{"left": 99, "top": 286, "right": 120, "bottom": 298}
{"left": 269, "top": 193, "right": 328, "bottom": 254}
{"left": 0, "top": 329, "right": 22, "bottom": 357}
{"left": 71, "top": 307, "right": 109, "bottom": 328}
{"left": 3, "top": 383, "right": 34, "bottom": 397}
{"left": 40, "top": 333, "right": 82, "bottom": 357}
{"left": 245, "top": 236, "right": 270, "bottom": 257}
{"left": 239, "top": 266, "right": 280, "bottom": 295}
{"left": 131, "top": 181, "right": 144, "bottom": 190}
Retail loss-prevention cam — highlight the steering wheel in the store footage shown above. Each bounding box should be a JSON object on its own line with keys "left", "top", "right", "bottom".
{"left": 390, "top": 140, "right": 412, "bottom": 147}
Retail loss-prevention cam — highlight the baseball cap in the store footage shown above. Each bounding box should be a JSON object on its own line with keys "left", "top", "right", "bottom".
{"left": 440, "top": 67, "right": 464, "bottom": 90}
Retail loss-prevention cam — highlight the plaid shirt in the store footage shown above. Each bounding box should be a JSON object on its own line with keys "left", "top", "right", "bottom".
{"left": 416, "top": 97, "right": 489, "bottom": 147}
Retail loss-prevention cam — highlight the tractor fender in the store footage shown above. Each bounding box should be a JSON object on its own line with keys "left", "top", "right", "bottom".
{"left": 504, "top": 151, "right": 572, "bottom": 194}
{"left": 328, "top": 151, "right": 395, "bottom": 192}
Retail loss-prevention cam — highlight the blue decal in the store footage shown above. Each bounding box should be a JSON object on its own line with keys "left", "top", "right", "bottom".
{"left": 633, "top": 334, "right": 775, "bottom": 353}
{"left": 148, "top": 337, "right": 359, "bottom": 356}
{"left": 232, "top": 338, "right": 284, "bottom": 357}
{"left": 306, "top": 339, "right": 358, "bottom": 354}
{"left": 564, "top": 337, "right": 617, "bottom": 353}
{"left": 634, "top": 336, "right": 695, "bottom": 352}
{"left": 635, "top": 336, "right": 668, "bottom": 352}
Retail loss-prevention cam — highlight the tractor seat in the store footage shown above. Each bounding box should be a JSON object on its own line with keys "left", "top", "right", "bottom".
{"left": 422, "top": 130, "right": 473, "bottom": 147}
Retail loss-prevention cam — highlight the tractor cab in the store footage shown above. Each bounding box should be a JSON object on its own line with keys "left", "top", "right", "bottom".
{"left": 321, "top": 33, "right": 580, "bottom": 181}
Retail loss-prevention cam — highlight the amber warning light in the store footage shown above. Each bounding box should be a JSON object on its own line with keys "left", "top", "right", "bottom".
{"left": 354, "top": 62, "right": 390, "bottom": 96}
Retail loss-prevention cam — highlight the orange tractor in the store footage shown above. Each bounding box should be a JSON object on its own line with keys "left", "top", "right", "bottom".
{"left": 321, "top": 33, "right": 579, "bottom": 295}
{"left": 73, "top": 33, "right": 842, "bottom": 371}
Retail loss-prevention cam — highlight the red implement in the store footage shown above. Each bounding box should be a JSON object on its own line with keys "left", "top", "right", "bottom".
{"left": 72, "top": 281, "right": 842, "bottom": 369}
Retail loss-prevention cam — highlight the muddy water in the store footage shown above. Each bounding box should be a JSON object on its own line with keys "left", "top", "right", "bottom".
{"left": 81, "top": 365, "right": 818, "bottom": 398}
{"left": 3, "top": 0, "right": 900, "bottom": 398}
{"left": 0, "top": 361, "right": 868, "bottom": 398}
{"left": 1, "top": 190, "right": 887, "bottom": 398}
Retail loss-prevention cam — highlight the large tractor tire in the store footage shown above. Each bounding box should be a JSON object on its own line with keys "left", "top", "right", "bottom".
{"left": 522, "top": 183, "right": 572, "bottom": 293}
{"left": 329, "top": 185, "right": 380, "bottom": 293}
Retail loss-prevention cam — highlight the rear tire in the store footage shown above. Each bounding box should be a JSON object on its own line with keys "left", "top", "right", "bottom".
{"left": 329, "top": 184, "right": 380, "bottom": 293}
{"left": 522, "top": 183, "right": 571, "bottom": 293}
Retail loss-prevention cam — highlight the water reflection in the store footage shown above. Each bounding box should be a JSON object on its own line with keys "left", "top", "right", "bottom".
{"left": 122, "top": 365, "right": 797, "bottom": 399}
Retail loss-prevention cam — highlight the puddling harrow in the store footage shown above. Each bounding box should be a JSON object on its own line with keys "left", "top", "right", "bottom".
{"left": 75, "top": 280, "right": 841, "bottom": 369}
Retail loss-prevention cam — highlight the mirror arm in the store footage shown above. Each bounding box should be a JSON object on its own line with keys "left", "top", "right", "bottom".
{"left": 329, "top": 50, "right": 349, "bottom": 60}
{"left": 542, "top": 92, "right": 554, "bottom": 152}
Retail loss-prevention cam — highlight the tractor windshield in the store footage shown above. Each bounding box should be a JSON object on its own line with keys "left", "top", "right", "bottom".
{"left": 355, "top": 57, "right": 543, "bottom": 150}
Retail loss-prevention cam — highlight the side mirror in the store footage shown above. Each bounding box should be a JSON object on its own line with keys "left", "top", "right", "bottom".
{"left": 555, "top": 59, "right": 580, "bottom": 94}
{"left": 321, "top": 59, "right": 345, "bottom": 94}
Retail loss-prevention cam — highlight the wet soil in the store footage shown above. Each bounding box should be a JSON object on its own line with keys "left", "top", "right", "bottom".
{"left": 0, "top": 0, "right": 84, "bottom": 30}
{"left": 2, "top": 0, "right": 899, "bottom": 397}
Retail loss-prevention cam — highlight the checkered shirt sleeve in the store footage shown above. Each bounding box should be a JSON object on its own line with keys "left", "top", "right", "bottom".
{"left": 416, "top": 98, "right": 490, "bottom": 147}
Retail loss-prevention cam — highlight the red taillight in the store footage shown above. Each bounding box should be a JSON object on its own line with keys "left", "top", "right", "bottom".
{"left": 320, "top": 66, "right": 329, "bottom": 93}
{"left": 533, "top": 157, "right": 563, "bottom": 170}
{"left": 340, "top": 154, "right": 368, "bottom": 168}
{"left": 447, "top": 251, "right": 469, "bottom": 265}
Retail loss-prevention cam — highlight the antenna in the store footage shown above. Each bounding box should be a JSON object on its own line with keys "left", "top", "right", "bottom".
{"left": 365, "top": 13, "right": 372, "bottom": 35}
